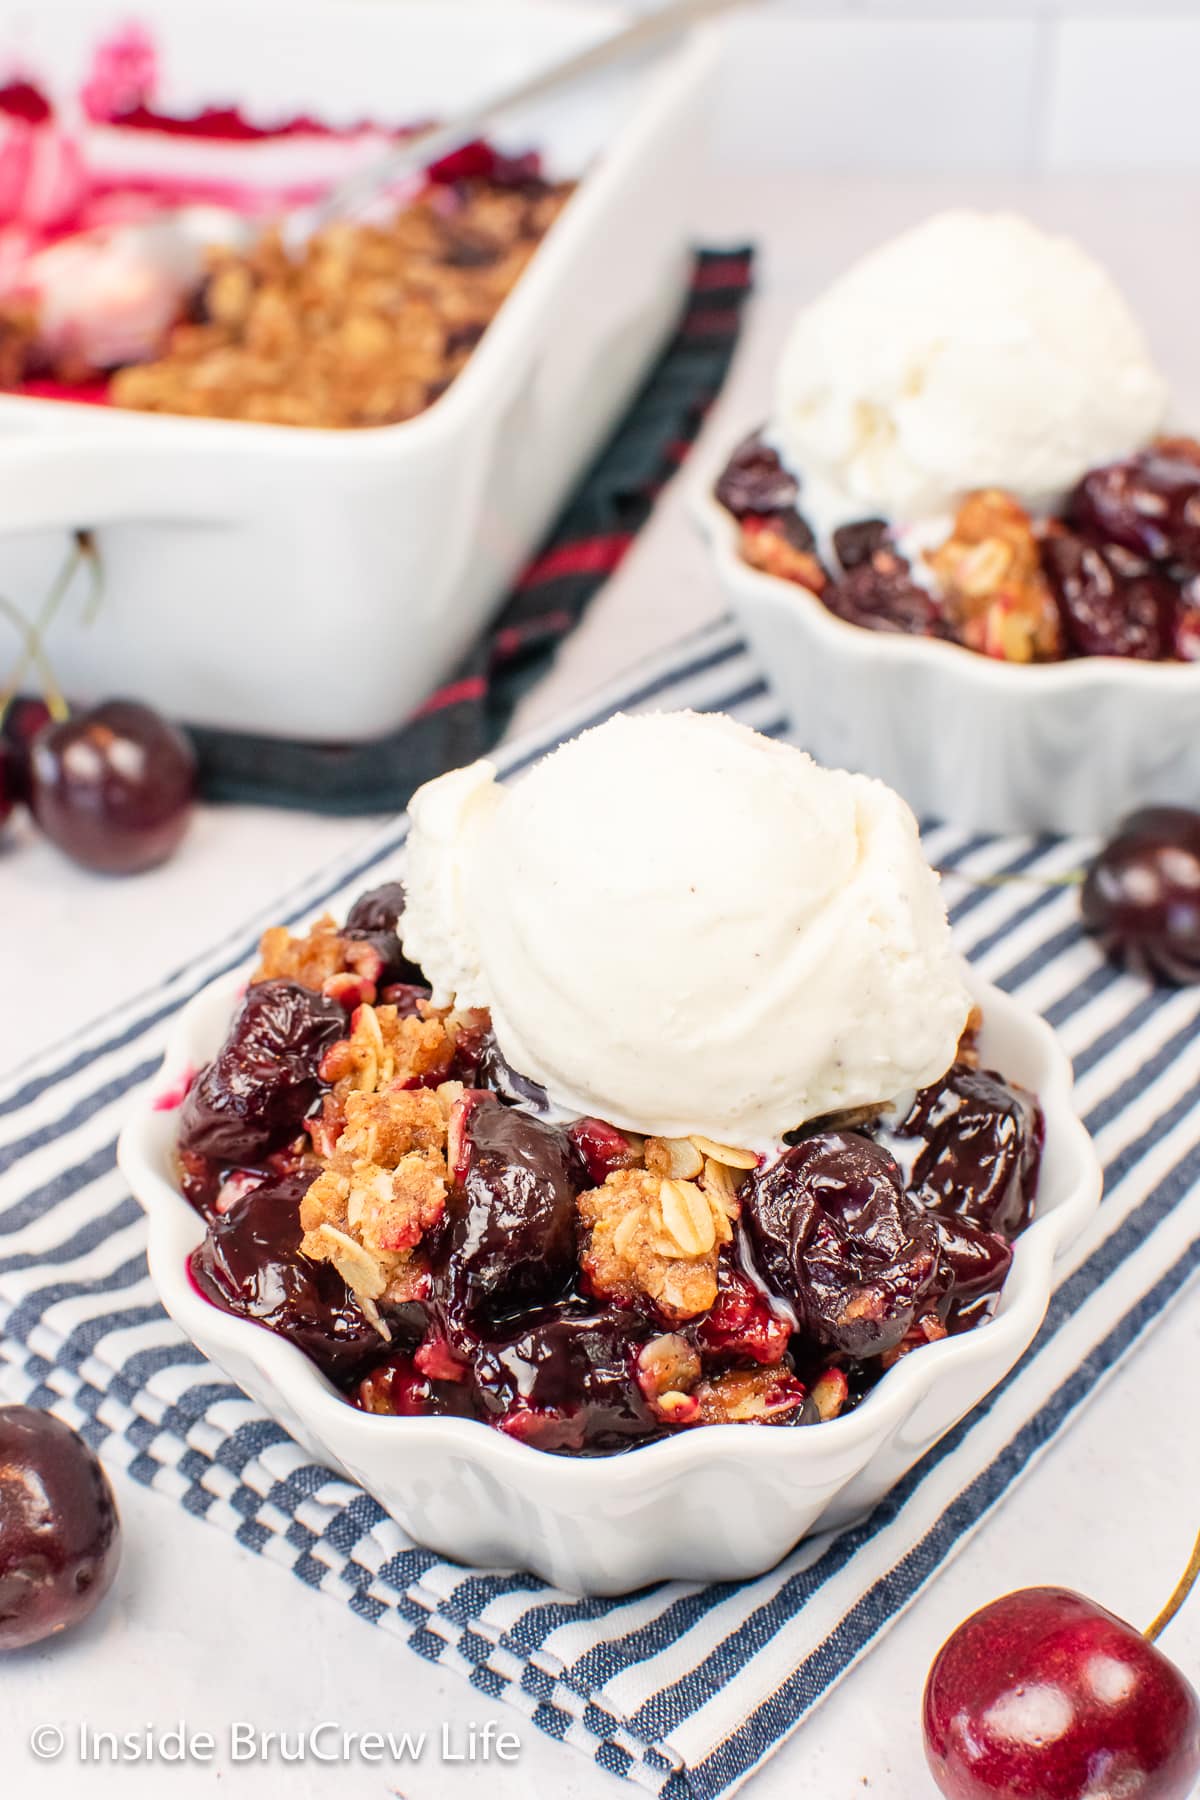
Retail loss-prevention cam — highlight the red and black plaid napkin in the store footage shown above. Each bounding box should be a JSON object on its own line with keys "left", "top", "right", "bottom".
{"left": 187, "top": 247, "right": 753, "bottom": 814}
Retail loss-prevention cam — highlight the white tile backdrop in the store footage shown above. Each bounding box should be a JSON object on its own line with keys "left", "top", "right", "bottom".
{"left": 537, "top": 0, "right": 1200, "bottom": 169}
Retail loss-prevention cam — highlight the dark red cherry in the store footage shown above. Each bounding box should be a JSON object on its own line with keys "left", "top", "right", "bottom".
{"left": 177, "top": 979, "right": 346, "bottom": 1165}
{"left": 343, "top": 882, "right": 426, "bottom": 987}
{"left": 1069, "top": 441, "right": 1200, "bottom": 570}
{"left": 932, "top": 1213, "right": 1013, "bottom": 1302}
{"left": 1040, "top": 529, "right": 1172, "bottom": 659}
{"left": 1174, "top": 576, "right": 1200, "bottom": 660}
{"left": 822, "top": 554, "right": 946, "bottom": 638}
{"left": 425, "top": 137, "right": 499, "bottom": 184}
{"left": 878, "top": 1064, "right": 1043, "bottom": 1238}
{"left": 28, "top": 699, "right": 196, "bottom": 873}
{"left": 832, "top": 518, "right": 891, "bottom": 571}
{"left": 923, "top": 1587, "right": 1200, "bottom": 1800}
{"left": 1082, "top": 807, "right": 1200, "bottom": 984}
{"left": 0, "top": 742, "right": 16, "bottom": 829}
{"left": 740, "top": 1133, "right": 942, "bottom": 1358}
{"left": 476, "top": 1033, "right": 552, "bottom": 1112}
{"left": 0, "top": 695, "right": 51, "bottom": 805}
{"left": 714, "top": 432, "right": 799, "bottom": 518}
{"left": 693, "top": 1258, "right": 791, "bottom": 1364}
{"left": 190, "top": 1172, "right": 384, "bottom": 1383}
{"left": 0, "top": 1405, "right": 121, "bottom": 1649}
{"left": 471, "top": 1305, "right": 659, "bottom": 1453}
{"left": 354, "top": 1353, "right": 474, "bottom": 1419}
{"left": 567, "top": 1115, "right": 639, "bottom": 1184}
{"left": 435, "top": 1098, "right": 579, "bottom": 1328}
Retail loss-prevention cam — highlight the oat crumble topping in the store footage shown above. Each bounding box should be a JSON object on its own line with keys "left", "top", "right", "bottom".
{"left": 105, "top": 178, "right": 572, "bottom": 429}
{"left": 926, "top": 490, "right": 1063, "bottom": 663}
{"left": 256, "top": 915, "right": 379, "bottom": 993}
{"left": 578, "top": 1165, "right": 735, "bottom": 1324}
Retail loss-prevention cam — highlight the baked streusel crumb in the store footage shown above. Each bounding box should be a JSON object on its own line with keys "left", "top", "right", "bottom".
{"left": 109, "top": 177, "right": 572, "bottom": 429}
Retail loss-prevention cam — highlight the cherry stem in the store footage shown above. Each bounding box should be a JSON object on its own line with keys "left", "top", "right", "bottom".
{"left": 0, "top": 593, "right": 68, "bottom": 722}
{"left": 0, "top": 535, "right": 92, "bottom": 726}
{"left": 1145, "top": 1525, "right": 1200, "bottom": 1644}
{"left": 76, "top": 530, "right": 104, "bottom": 626}
{"left": 936, "top": 866, "right": 1086, "bottom": 891}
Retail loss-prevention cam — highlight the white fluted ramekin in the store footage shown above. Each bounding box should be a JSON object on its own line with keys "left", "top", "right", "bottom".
{"left": 694, "top": 453, "right": 1200, "bottom": 836}
{"left": 118, "top": 965, "right": 1099, "bottom": 1595}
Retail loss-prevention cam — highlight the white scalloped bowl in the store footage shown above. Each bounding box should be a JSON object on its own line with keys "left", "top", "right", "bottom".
{"left": 693, "top": 448, "right": 1200, "bottom": 836}
{"left": 118, "top": 964, "right": 1100, "bottom": 1595}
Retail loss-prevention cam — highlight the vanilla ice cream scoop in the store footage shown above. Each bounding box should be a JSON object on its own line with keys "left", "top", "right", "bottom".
{"left": 772, "top": 211, "right": 1168, "bottom": 533}
{"left": 401, "top": 712, "right": 971, "bottom": 1149}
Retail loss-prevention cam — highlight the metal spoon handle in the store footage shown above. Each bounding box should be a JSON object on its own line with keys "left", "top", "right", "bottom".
{"left": 294, "top": 0, "right": 757, "bottom": 240}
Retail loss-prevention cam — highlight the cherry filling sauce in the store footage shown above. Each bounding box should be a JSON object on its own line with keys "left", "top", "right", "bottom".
{"left": 176, "top": 883, "right": 1042, "bottom": 1456}
{"left": 715, "top": 431, "right": 1200, "bottom": 663}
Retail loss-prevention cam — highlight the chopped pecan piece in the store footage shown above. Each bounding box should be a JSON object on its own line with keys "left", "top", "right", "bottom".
{"left": 635, "top": 1333, "right": 702, "bottom": 1425}
{"left": 740, "top": 515, "right": 827, "bottom": 590}
{"left": 957, "top": 1004, "right": 984, "bottom": 1070}
{"left": 810, "top": 1365, "right": 850, "bottom": 1421}
{"left": 927, "top": 489, "right": 1062, "bottom": 662}
{"left": 1153, "top": 433, "right": 1200, "bottom": 469}
{"left": 693, "top": 1366, "right": 811, "bottom": 1425}
{"left": 879, "top": 1311, "right": 949, "bottom": 1371}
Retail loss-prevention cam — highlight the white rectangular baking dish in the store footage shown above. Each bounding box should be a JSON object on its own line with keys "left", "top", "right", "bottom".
{"left": 0, "top": 0, "right": 716, "bottom": 740}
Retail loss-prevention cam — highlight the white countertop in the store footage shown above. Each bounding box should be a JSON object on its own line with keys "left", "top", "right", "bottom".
{"left": 6, "top": 172, "right": 1200, "bottom": 1799}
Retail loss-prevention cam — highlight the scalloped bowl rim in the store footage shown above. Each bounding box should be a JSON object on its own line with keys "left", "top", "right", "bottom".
{"left": 691, "top": 441, "right": 1200, "bottom": 694}
{"left": 117, "top": 961, "right": 1101, "bottom": 1508}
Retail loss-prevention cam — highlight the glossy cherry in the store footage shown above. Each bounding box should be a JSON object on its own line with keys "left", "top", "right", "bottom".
{"left": 0, "top": 1405, "right": 121, "bottom": 1649}
{"left": 475, "top": 1033, "right": 551, "bottom": 1112}
{"left": 879, "top": 1063, "right": 1043, "bottom": 1238}
{"left": 435, "top": 1098, "right": 579, "bottom": 1328}
{"left": 567, "top": 1115, "right": 639, "bottom": 1184}
{"left": 343, "top": 881, "right": 426, "bottom": 987}
{"left": 923, "top": 1586, "right": 1200, "bottom": 1800}
{"left": 471, "top": 1304, "right": 659, "bottom": 1453}
{"left": 832, "top": 518, "right": 891, "bottom": 571}
{"left": 28, "top": 699, "right": 196, "bottom": 873}
{"left": 1082, "top": 807, "right": 1200, "bottom": 985}
{"left": 0, "top": 742, "right": 15, "bottom": 830}
{"left": 693, "top": 1258, "right": 791, "bottom": 1365}
{"left": 355, "top": 1353, "right": 474, "bottom": 1420}
{"left": 823, "top": 555, "right": 946, "bottom": 638}
{"left": 0, "top": 696, "right": 51, "bottom": 805}
{"left": 1069, "top": 440, "right": 1200, "bottom": 570}
{"left": 740, "top": 1132, "right": 942, "bottom": 1358}
{"left": 713, "top": 432, "right": 799, "bottom": 517}
{"left": 190, "top": 1172, "right": 383, "bottom": 1383}
{"left": 1041, "top": 529, "right": 1174, "bottom": 660}
{"left": 177, "top": 978, "right": 346, "bottom": 1165}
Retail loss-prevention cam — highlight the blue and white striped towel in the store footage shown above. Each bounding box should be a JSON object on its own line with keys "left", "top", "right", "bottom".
{"left": 3, "top": 620, "right": 1200, "bottom": 1799}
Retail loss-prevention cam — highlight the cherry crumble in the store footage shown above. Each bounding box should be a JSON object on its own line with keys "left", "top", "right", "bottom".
{"left": 715, "top": 432, "right": 1200, "bottom": 664}
{"left": 174, "top": 885, "right": 1042, "bottom": 1456}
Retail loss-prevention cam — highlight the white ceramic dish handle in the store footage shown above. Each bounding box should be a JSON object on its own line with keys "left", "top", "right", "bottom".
{"left": 0, "top": 433, "right": 234, "bottom": 532}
